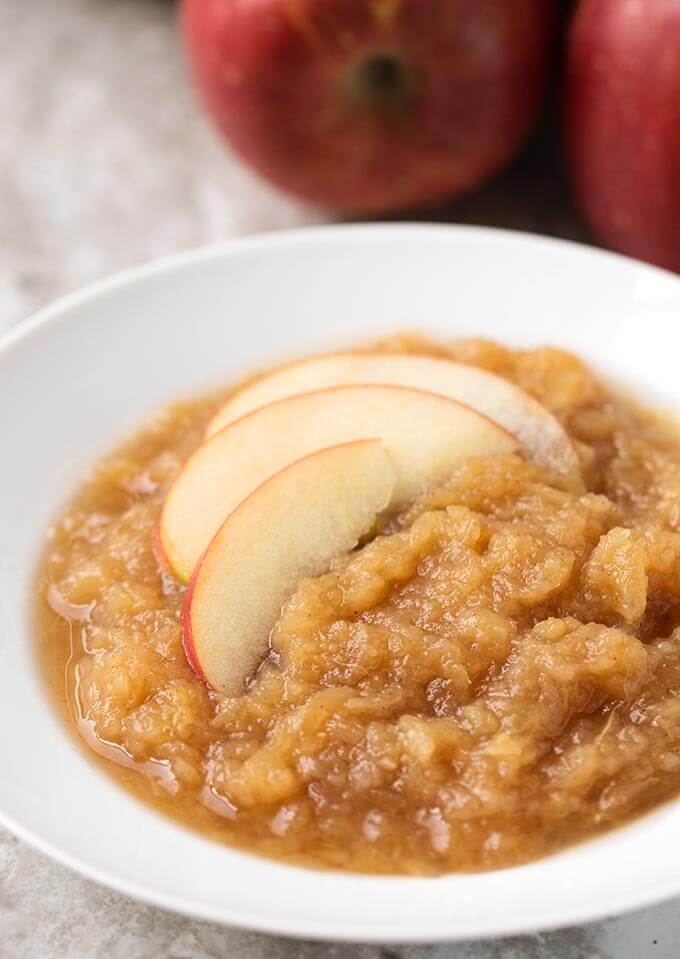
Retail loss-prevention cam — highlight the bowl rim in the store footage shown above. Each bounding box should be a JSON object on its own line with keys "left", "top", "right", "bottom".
{"left": 4, "top": 220, "right": 677, "bottom": 364}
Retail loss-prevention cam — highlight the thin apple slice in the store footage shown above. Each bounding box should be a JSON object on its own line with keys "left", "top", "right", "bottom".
{"left": 160, "top": 384, "right": 517, "bottom": 582}
{"left": 206, "top": 352, "right": 578, "bottom": 477}
{"left": 183, "top": 440, "right": 396, "bottom": 694}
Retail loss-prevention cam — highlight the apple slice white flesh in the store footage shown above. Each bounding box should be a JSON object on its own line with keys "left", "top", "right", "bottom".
{"left": 183, "top": 440, "right": 397, "bottom": 694}
{"left": 160, "top": 384, "right": 517, "bottom": 582}
{"left": 206, "top": 352, "right": 578, "bottom": 477}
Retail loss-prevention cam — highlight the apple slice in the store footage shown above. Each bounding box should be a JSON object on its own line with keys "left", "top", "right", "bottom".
{"left": 183, "top": 440, "right": 396, "bottom": 694}
{"left": 160, "top": 385, "right": 517, "bottom": 582}
{"left": 206, "top": 352, "right": 578, "bottom": 477}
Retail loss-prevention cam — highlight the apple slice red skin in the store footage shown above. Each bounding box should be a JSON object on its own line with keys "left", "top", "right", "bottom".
{"left": 182, "top": 571, "right": 207, "bottom": 685}
{"left": 182, "top": 440, "right": 397, "bottom": 694}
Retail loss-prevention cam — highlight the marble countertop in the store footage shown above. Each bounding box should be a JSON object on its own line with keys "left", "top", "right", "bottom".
{"left": 2, "top": 0, "right": 678, "bottom": 955}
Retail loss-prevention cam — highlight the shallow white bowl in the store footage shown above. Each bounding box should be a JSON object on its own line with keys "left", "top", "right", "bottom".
{"left": 2, "top": 224, "right": 680, "bottom": 943}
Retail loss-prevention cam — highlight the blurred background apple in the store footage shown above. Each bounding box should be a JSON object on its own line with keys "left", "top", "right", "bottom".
{"left": 182, "top": 0, "right": 559, "bottom": 214}
{"left": 565, "top": 0, "right": 680, "bottom": 273}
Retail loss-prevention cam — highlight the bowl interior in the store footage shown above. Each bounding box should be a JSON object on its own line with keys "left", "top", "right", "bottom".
{"left": 2, "top": 224, "right": 680, "bottom": 942}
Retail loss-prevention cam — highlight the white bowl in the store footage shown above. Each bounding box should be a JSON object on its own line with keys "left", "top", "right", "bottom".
{"left": 2, "top": 224, "right": 680, "bottom": 943}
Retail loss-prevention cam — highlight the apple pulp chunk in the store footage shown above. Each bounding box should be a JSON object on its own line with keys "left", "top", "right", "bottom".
{"left": 36, "top": 336, "right": 680, "bottom": 875}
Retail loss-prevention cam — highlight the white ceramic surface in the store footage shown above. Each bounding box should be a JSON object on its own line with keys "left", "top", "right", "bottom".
{"left": 2, "top": 224, "right": 680, "bottom": 944}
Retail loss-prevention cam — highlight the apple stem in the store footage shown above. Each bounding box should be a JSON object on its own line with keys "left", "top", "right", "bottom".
{"left": 345, "top": 52, "right": 420, "bottom": 115}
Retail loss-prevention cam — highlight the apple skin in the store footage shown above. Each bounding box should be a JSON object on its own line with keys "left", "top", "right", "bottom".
{"left": 181, "top": 570, "right": 208, "bottom": 685}
{"left": 181, "top": 0, "right": 558, "bottom": 214}
{"left": 565, "top": 0, "right": 680, "bottom": 272}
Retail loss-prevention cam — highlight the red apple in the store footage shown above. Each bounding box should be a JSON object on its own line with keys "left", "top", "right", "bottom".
{"left": 181, "top": 0, "right": 558, "bottom": 214}
{"left": 565, "top": 0, "right": 680, "bottom": 273}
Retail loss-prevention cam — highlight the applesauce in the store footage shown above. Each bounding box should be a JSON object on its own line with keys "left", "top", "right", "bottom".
{"left": 36, "top": 336, "right": 680, "bottom": 874}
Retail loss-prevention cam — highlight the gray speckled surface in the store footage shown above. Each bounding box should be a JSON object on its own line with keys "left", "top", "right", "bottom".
{"left": 1, "top": 0, "right": 678, "bottom": 954}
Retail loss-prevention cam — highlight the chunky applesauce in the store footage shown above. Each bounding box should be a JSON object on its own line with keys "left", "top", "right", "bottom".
{"left": 37, "top": 337, "right": 680, "bottom": 874}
